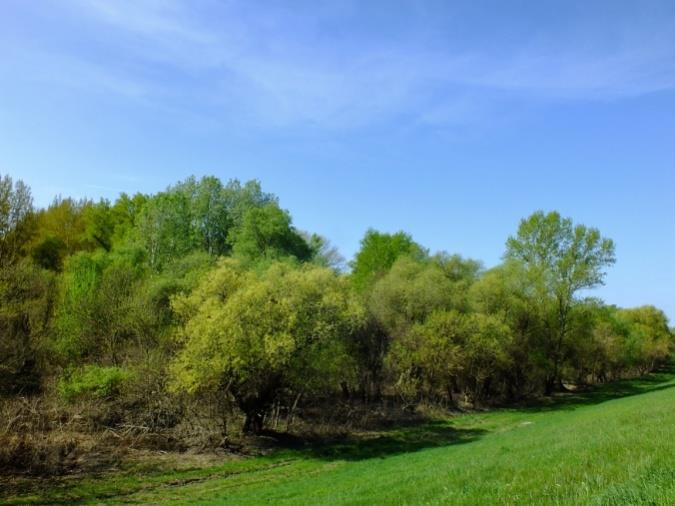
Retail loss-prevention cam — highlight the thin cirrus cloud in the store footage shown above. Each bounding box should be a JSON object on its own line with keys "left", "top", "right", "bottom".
{"left": 10, "top": 0, "right": 675, "bottom": 130}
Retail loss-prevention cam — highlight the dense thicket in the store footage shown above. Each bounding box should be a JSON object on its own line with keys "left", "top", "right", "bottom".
{"left": 1, "top": 173, "right": 672, "bottom": 439}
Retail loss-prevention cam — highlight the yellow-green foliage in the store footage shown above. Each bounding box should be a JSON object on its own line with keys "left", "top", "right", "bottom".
{"left": 619, "top": 306, "right": 673, "bottom": 364}
{"left": 170, "top": 259, "right": 364, "bottom": 396}
{"left": 58, "top": 365, "right": 132, "bottom": 402}
{"left": 369, "top": 257, "right": 456, "bottom": 337}
{"left": 388, "top": 309, "right": 513, "bottom": 401}
{"left": 2, "top": 175, "right": 673, "bottom": 438}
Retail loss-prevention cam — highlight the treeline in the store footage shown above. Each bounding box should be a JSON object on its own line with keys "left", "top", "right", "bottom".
{"left": 1, "top": 174, "right": 672, "bottom": 437}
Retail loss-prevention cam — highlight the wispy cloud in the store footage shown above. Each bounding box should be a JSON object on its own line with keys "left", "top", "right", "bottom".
{"left": 5, "top": 47, "right": 151, "bottom": 99}
{"left": 10, "top": 0, "right": 675, "bottom": 130}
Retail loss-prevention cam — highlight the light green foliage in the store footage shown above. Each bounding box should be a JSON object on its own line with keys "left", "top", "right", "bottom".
{"left": 370, "top": 256, "right": 457, "bottom": 337}
{"left": 457, "top": 312, "right": 514, "bottom": 399}
{"left": 434, "top": 253, "right": 484, "bottom": 312}
{"left": 132, "top": 177, "right": 278, "bottom": 270}
{"left": 136, "top": 190, "right": 196, "bottom": 271}
{"left": 171, "top": 260, "right": 363, "bottom": 387}
{"left": 352, "top": 254, "right": 461, "bottom": 400}
{"left": 181, "top": 177, "right": 276, "bottom": 256}
{"left": 350, "top": 229, "right": 426, "bottom": 291}
{"left": 0, "top": 175, "right": 32, "bottom": 237}
{"left": 370, "top": 254, "right": 487, "bottom": 401}
{"left": 0, "top": 174, "right": 34, "bottom": 266}
{"left": 561, "top": 303, "right": 674, "bottom": 385}
{"left": 109, "top": 192, "right": 148, "bottom": 247}
{"left": 171, "top": 259, "right": 363, "bottom": 432}
{"left": 219, "top": 178, "right": 277, "bottom": 229}
{"left": 28, "top": 195, "right": 134, "bottom": 270}
{"left": 560, "top": 298, "right": 606, "bottom": 381}
{"left": 50, "top": 248, "right": 214, "bottom": 414}
{"left": 53, "top": 250, "right": 146, "bottom": 364}
{"left": 29, "top": 194, "right": 144, "bottom": 270}
{"left": 619, "top": 306, "right": 673, "bottom": 365}
{"left": 30, "top": 197, "right": 99, "bottom": 270}
{"left": 1, "top": 174, "right": 672, "bottom": 464}
{"left": 469, "top": 262, "right": 551, "bottom": 396}
{"left": 389, "top": 309, "right": 513, "bottom": 403}
{"left": 173, "top": 176, "right": 230, "bottom": 255}
{"left": 58, "top": 365, "right": 132, "bottom": 402}
{"left": 469, "top": 261, "right": 530, "bottom": 318}
{"left": 506, "top": 211, "right": 616, "bottom": 295}
{"left": 505, "top": 211, "right": 616, "bottom": 392}
{"left": 387, "top": 310, "right": 463, "bottom": 401}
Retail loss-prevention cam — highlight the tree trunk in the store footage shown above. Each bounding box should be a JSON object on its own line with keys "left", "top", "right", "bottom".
{"left": 235, "top": 392, "right": 271, "bottom": 435}
{"left": 233, "top": 376, "right": 282, "bottom": 435}
{"left": 286, "top": 393, "right": 302, "bottom": 431}
{"left": 544, "top": 375, "right": 555, "bottom": 396}
{"left": 340, "top": 381, "right": 351, "bottom": 400}
{"left": 242, "top": 410, "right": 265, "bottom": 435}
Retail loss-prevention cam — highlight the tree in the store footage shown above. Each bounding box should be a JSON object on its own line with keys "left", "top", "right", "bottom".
{"left": 186, "top": 176, "right": 231, "bottom": 256}
{"left": 82, "top": 200, "right": 115, "bottom": 251}
{"left": 304, "top": 233, "right": 346, "bottom": 271}
{"left": 387, "top": 309, "right": 464, "bottom": 404}
{"left": 370, "top": 256, "right": 457, "bottom": 338}
{"left": 363, "top": 256, "right": 455, "bottom": 400}
{"left": 505, "top": 211, "right": 616, "bottom": 394}
{"left": 350, "top": 229, "right": 426, "bottom": 291}
{"left": 363, "top": 255, "right": 479, "bottom": 400}
{"left": 0, "top": 174, "right": 34, "bottom": 266}
{"left": 52, "top": 250, "right": 146, "bottom": 365}
{"left": 170, "top": 260, "right": 362, "bottom": 434}
{"left": 469, "top": 261, "right": 549, "bottom": 398}
{"left": 230, "top": 203, "right": 312, "bottom": 263}
{"left": 135, "top": 191, "right": 196, "bottom": 271}
{"left": 109, "top": 192, "right": 148, "bottom": 247}
{"left": 0, "top": 259, "right": 55, "bottom": 394}
{"left": 220, "top": 179, "right": 276, "bottom": 230}
{"left": 387, "top": 309, "right": 512, "bottom": 405}
{"left": 618, "top": 306, "right": 673, "bottom": 373}
{"left": 128, "top": 177, "right": 280, "bottom": 269}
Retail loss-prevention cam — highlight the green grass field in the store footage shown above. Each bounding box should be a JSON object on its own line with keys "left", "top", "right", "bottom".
{"left": 4, "top": 361, "right": 674, "bottom": 505}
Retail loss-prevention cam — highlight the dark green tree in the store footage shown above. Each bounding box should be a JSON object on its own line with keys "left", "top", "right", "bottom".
{"left": 230, "top": 203, "right": 312, "bottom": 263}
{"left": 350, "top": 229, "right": 426, "bottom": 291}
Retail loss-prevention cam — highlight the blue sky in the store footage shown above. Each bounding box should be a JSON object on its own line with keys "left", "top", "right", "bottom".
{"left": 1, "top": 1, "right": 674, "bottom": 321}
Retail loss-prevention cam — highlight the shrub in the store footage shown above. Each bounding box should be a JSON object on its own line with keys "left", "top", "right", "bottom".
{"left": 58, "top": 365, "right": 132, "bottom": 402}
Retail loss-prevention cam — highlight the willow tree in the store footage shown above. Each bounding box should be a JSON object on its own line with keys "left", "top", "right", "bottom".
{"left": 506, "top": 211, "right": 615, "bottom": 394}
{"left": 170, "top": 259, "right": 363, "bottom": 434}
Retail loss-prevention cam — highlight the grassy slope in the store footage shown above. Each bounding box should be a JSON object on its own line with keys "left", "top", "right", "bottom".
{"left": 5, "top": 362, "right": 675, "bottom": 505}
